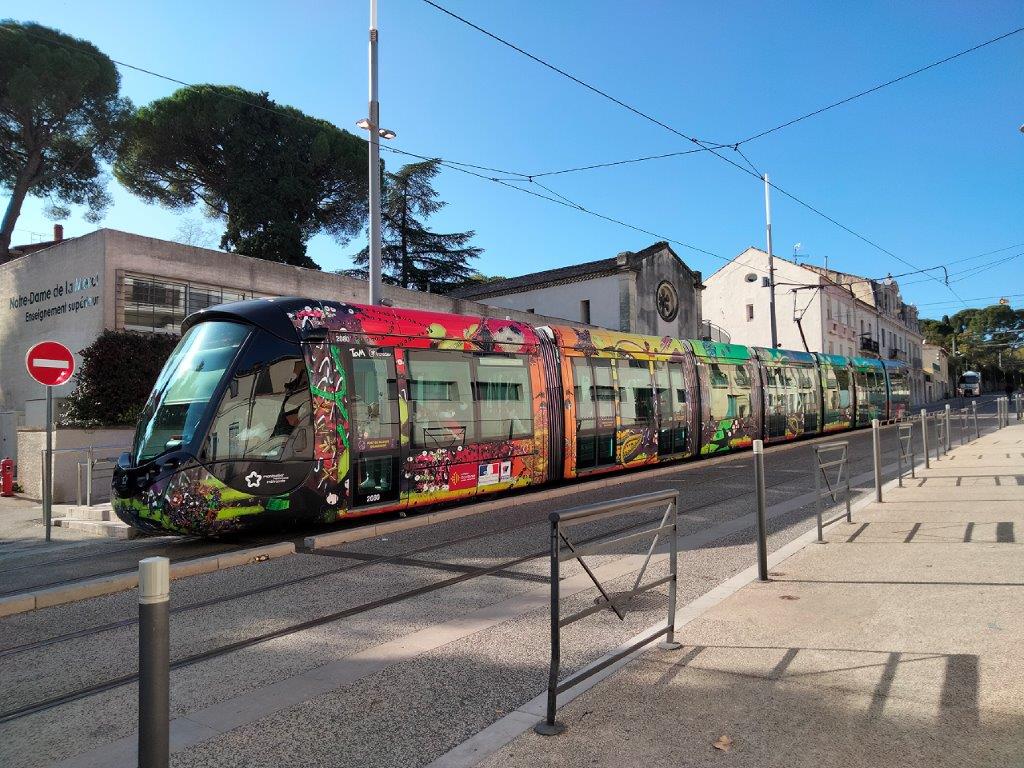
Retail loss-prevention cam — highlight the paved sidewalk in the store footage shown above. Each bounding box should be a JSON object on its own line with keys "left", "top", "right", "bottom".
{"left": 473, "top": 424, "right": 1024, "bottom": 768}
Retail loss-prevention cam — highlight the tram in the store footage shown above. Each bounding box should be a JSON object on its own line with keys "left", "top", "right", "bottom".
{"left": 112, "top": 298, "right": 911, "bottom": 535}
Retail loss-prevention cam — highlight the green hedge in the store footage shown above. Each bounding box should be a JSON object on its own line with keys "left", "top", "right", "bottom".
{"left": 60, "top": 330, "right": 180, "bottom": 427}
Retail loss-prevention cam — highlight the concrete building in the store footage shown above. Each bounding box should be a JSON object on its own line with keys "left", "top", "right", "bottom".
{"left": 922, "top": 343, "right": 951, "bottom": 402}
{"left": 449, "top": 241, "right": 710, "bottom": 341}
{"left": 703, "top": 247, "right": 927, "bottom": 404}
{"left": 0, "top": 228, "right": 579, "bottom": 462}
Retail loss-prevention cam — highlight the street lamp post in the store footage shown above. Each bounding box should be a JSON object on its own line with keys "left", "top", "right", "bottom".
{"left": 358, "top": 0, "right": 397, "bottom": 305}
{"left": 764, "top": 173, "right": 778, "bottom": 348}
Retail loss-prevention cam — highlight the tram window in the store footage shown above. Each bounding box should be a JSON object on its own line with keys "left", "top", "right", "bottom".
{"left": 592, "top": 359, "right": 616, "bottom": 428}
{"left": 475, "top": 354, "right": 532, "bottom": 441}
{"left": 137, "top": 321, "right": 250, "bottom": 462}
{"left": 835, "top": 369, "right": 852, "bottom": 409}
{"left": 206, "top": 354, "right": 314, "bottom": 462}
{"left": 407, "top": 351, "right": 476, "bottom": 447}
{"left": 352, "top": 354, "right": 399, "bottom": 442}
{"left": 710, "top": 364, "right": 728, "bottom": 388}
{"left": 355, "top": 456, "right": 398, "bottom": 506}
{"left": 572, "top": 358, "right": 596, "bottom": 428}
{"left": 707, "top": 363, "right": 751, "bottom": 422}
{"left": 654, "top": 361, "right": 688, "bottom": 423}
{"left": 618, "top": 360, "right": 654, "bottom": 427}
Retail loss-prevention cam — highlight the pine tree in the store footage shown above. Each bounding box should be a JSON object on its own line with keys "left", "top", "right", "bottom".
{"left": 345, "top": 160, "right": 481, "bottom": 291}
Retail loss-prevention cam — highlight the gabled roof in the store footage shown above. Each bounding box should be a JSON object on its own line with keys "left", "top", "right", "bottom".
{"left": 448, "top": 241, "right": 687, "bottom": 300}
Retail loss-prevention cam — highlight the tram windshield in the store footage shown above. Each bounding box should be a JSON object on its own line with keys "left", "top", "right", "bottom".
{"left": 133, "top": 321, "right": 250, "bottom": 462}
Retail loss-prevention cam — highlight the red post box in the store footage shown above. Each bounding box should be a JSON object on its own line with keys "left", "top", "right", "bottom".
{"left": 0, "top": 457, "right": 13, "bottom": 497}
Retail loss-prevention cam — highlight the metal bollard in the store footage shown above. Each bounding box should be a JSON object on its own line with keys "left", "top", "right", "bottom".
{"left": 872, "top": 419, "right": 882, "bottom": 503}
{"left": 959, "top": 408, "right": 967, "bottom": 446}
{"left": 753, "top": 440, "right": 768, "bottom": 581}
{"left": 972, "top": 400, "right": 979, "bottom": 440}
{"left": 139, "top": 557, "right": 170, "bottom": 768}
{"left": 920, "top": 409, "right": 930, "bottom": 469}
{"left": 944, "top": 404, "right": 952, "bottom": 452}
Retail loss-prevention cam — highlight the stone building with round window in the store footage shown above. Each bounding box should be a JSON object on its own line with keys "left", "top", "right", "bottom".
{"left": 449, "top": 241, "right": 714, "bottom": 343}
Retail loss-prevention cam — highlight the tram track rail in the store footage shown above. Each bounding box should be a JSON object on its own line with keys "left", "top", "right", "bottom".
{"left": 0, "top": 434, "right": 905, "bottom": 661}
{"left": 0, "top": 439, "right": 906, "bottom": 725}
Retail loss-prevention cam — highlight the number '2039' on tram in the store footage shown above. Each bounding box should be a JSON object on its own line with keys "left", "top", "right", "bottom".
{"left": 112, "top": 298, "right": 910, "bottom": 535}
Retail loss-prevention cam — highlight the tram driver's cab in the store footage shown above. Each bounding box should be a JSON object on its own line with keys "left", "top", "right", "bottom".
{"left": 113, "top": 317, "right": 317, "bottom": 532}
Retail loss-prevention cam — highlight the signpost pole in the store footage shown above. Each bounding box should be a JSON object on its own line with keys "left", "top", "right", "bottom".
{"left": 44, "top": 385, "right": 53, "bottom": 542}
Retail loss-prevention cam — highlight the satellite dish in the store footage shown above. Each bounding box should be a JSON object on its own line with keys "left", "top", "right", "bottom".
{"left": 744, "top": 273, "right": 758, "bottom": 283}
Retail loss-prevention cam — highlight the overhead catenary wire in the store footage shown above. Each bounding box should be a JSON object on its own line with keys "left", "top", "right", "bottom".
{"left": 419, "top": 0, "right": 976, "bottom": 308}
{"left": 5, "top": 19, "right": 1011, "bottom": 308}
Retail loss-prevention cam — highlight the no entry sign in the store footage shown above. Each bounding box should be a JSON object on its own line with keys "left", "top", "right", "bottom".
{"left": 26, "top": 340, "right": 76, "bottom": 387}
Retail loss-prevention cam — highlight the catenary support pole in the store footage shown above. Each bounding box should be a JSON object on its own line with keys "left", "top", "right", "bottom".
{"left": 872, "top": 418, "right": 882, "bottom": 503}
{"left": 921, "top": 409, "right": 930, "bottom": 469}
{"left": 139, "top": 557, "right": 170, "bottom": 768}
{"left": 754, "top": 440, "right": 769, "bottom": 580}
{"left": 366, "top": 0, "right": 382, "bottom": 305}
{"left": 764, "top": 174, "right": 778, "bottom": 349}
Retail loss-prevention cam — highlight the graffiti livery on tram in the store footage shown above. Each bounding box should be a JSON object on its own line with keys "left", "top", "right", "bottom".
{"left": 112, "top": 298, "right": 910, "bottom": 535}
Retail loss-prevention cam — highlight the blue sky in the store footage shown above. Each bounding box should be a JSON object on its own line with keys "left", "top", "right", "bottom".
{"left": 6, "top": 0, "right": 1023, "bottom": 319}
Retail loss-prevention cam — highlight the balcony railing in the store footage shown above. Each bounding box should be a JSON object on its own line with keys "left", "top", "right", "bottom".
{"left": 859, "top": 337, "right": 879, "bottom": 354}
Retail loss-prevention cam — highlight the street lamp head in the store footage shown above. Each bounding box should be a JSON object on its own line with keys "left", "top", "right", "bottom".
{"left": 378, "top": 128, "right": 397, "bottom": 140}
{"left": 355, "top": 118, "right": 373, "bottom": 131}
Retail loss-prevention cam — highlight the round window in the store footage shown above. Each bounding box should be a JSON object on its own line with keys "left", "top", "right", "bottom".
{"left": 656, "top": 280, "right": 679, "bottom": 322}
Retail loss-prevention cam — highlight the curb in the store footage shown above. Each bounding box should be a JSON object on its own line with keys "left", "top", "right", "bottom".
{"left": 0, "top": 542, "right": 295, "bottom": 618}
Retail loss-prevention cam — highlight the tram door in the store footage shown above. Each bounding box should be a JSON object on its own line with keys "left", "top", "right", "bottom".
{"left": 654, "top": 361, "right": 690, "bottom": 456}
{"left": 345, "top": 346, "right": 403, "bottom": 508}
{"left": 572, "top": 357, "right": 617, "bottom": 470}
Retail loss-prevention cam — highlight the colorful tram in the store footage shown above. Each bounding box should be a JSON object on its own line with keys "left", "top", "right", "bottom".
{"left": 112, "top": 298, "right": 911, "bottom": 535}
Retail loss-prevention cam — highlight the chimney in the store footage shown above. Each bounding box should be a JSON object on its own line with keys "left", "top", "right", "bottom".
{"left": 53, "top": 224, "right": 64, "bottom": 242}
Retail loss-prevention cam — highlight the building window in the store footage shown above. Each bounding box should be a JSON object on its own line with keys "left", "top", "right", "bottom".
{"left": 829, "top": 342, "right": 834, "bottom": 354}
{"left": 746, "top": 304, "right": 754, "bottom": 321}
{"left": 827, "top": 301, "right": 833, "bottom": 320}
{"left": 122, "top": 273, "right": 249, "bottom": 334}
{"left": 580, "top": 300, "right": 591, "bottom": 324}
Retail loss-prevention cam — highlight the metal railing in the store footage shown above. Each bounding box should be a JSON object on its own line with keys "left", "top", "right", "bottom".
{"left": 896, "top": 423, "right": 916, "bottom": 487}
{"left": 38, "top": 444, "right": 127, "bottom": 505}
{"left": 77, "top": 454, "right": 120, "bottom": 506}
{"left": 812, "top": 441, "right": 852, "bottom": 542}
{"left": 536, "top": 489, "right": 680, "bottom": 735}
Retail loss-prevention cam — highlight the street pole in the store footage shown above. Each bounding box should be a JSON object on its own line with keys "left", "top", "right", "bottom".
{"left": 367, "top": 0, "right": 383, "bottom": 306}
{"left": 44, "top": 385, "right": 52, "bottom": 542}
{"left": 764, "top": 173, "right": 778, "bottom": 349}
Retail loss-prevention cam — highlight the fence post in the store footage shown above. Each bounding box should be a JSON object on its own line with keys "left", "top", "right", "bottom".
{"left": 659, "top": 498, "right": 682, "bottom": 651}
{"left": 896, "top": 424, "right": 904, "bottom": 489}
{"left": 813, "top": 446, "right": 824, "bottom": 542}
{"left": 972, "top": 400, "right": 979, "bottom": 440}
{"left": 537, "top": 517, "right": 564, "bottom": 736}
{"left": 944, "top": 405, "right": 952, "bottom": 452}
{"left": 754, "top": 440, "right": 768, "bottom": 580}
{"left": 959, "top": 408, "right": 967, "bottom": 447}
{"left": 139, "top": 557, "right": 170, "bottom": 768}
{"left": 844, "top": 444, "right": 852, "bottom": 522}
{"left": 872, "top": 419, "right": 882, "bottom": 503}
{"left": 920, "top": 409, "right": 929, "bottom": 469}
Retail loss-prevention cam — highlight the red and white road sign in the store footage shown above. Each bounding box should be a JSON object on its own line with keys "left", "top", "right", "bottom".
{"left": 25, "top": 341, "right": 76, "bottom": 387}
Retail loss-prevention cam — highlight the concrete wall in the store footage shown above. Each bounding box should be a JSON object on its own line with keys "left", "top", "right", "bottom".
{"left": 16, "top": 426, "right": 134, "bottom": 503}
{"left": 0, "top": 231, "right": 106, "bottom": 420}
{"left": 470, "top": 275, "right": 620, "bottom": 328}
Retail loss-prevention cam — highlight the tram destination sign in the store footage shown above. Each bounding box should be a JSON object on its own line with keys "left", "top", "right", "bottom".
{"left": 26, "top": 340, "right": 76, "bottom": 387}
